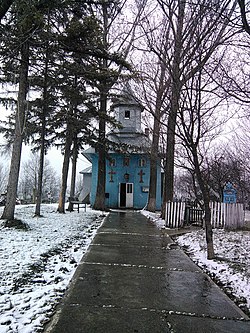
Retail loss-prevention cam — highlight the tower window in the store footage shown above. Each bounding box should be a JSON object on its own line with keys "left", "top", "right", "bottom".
{"left": 125, "top": 110, "right": 130, "bottom": 119}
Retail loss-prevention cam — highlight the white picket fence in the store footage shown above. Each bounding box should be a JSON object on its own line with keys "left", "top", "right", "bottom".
{"left": 165, "top": 201, "right": 245, "bottom": 230}
{"left": 165, "top": 201, "right": 186, "bottom": 228}
{"left": 210, "top": 201, "right": 245, "bottom": 230}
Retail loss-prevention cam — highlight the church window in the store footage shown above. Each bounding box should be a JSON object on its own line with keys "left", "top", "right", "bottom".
{"left": 127, "top": 183, "right": 133, "bottom": 193}
{"left": 138, "top": 158, "right": 146, "bottom": 167}
{"left": 109, "top": 158, "right": 116, "bottom": 167}
{"left": 125, "top": 110, "right": 130, "bottom": 119}
{"left": 123, "top": 157, "right": 130, "bottom": 166}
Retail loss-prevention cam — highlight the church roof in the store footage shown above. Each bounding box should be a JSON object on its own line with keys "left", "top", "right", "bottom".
{"left": 82, "top": 135, "right": 150, "bottom": 160}
{"left": 111, "top": 84, "right": 144, "bottom": 111}
{"left": 80, "top": 166, "right": 92, "bottom": 174}
{"left": 107, "top": 131, "right": 150, "bottom": 152}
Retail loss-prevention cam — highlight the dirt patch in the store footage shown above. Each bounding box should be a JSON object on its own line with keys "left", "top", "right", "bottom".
{"left": 3, "top": 219, "right": 30, "bottom": 230}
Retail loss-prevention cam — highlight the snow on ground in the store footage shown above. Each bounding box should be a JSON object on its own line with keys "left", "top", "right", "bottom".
{"left": 175, "top": 228, "right": 250, "bottom": 316}
{"left": 141, "top": 209, "right": 165, "bottom": 229}
{"left": 142, "top": 209, "right": 250, "bottom": 317}
{"left": 0, "top": 204, "right": 107, "bottom": 333}
{"left": 1, "top": 206, "right": 250, "bottom": 332}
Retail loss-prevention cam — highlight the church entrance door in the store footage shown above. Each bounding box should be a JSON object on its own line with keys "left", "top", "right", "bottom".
{"left": 119, "top": 183, "right": 133, "bottom": 208}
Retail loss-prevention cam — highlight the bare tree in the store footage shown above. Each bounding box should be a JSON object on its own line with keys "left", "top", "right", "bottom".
{"left": 152, "top": 0, "right": 238, "bottom": 218}
{"left": 237, "top": 0, "right": 250, "bottom": 35}
{"left": 174, "top": 171, "right": 196, "bottom": 200}
{"left": 174, "top": 56, "right": 233, "bottom": 258}
{"left": 134, "top": 14, "right": 171, "bottom": 212}
{"left": 131, "top": 0, "right": 238, "bottom": 216}
{"left": 19, "top": 152, "right": 59, "bottom": 203}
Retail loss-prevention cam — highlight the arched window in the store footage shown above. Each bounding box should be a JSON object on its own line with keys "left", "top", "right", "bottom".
{"left": 123, "top": 157, "right": 130, "bottom": 166}
{"left": 138, "top": 158, "right": 146, "bottom": 167}
{"left": 109, "top": 158, "right": 116, "bottom": 167}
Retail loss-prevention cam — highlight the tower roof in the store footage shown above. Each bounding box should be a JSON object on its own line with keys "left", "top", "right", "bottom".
{"left": 111, "top": 84, "right": 144, "bottom": 111}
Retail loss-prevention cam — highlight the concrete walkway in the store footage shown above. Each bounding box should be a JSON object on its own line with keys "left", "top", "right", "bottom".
{"left": 45, "top": 211, "right": 250, "bottom": 333}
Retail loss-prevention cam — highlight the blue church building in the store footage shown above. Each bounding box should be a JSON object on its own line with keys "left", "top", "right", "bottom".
{"left": 83, "top": 89, "right": 162, "bottom": 210}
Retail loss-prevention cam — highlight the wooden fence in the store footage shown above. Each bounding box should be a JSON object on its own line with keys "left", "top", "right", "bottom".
{"left": 210, "top": 201, "right": 244, "bottom": 230}
{"left": 165, "top": 201, "right": 186, "bottom": 228}
{"left": 165, "top": 201, "right": 245, "bottom": 230}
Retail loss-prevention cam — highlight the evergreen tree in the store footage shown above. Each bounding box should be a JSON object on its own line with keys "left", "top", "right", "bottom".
{"left": 0, "top": 0, "right": 43, "bottom": 221}
{"left": 0, "top": 0, "right": 15, "bottom": 20}
{"left": 53, "top": 2, "right": 103, "bottom": 213}
{"left": 82, "top": 0, "right": 133, "bottom": 211}
{"left": 0, "top": 0, "right": 99, "bottom": 216}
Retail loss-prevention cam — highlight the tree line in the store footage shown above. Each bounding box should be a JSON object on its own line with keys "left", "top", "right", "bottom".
{"left": 0, "top": 0, "right": 137, "bottom": 218}
{"left": 1, "top": 0, "right": 250, "bottom": 259}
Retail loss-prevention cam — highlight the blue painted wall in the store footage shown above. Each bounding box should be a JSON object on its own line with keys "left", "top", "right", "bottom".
{"left": 89, "top": 152, "right": 162, "bottom": 210}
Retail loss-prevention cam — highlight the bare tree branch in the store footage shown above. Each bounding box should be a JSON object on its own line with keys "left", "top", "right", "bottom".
{"left": 237, "top": 0, "right": 250, "bottom": 35}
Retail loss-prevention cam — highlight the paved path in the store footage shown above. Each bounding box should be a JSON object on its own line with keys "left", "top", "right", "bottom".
{"left": 45, "top": 211, "right": 250, "bottom": 333}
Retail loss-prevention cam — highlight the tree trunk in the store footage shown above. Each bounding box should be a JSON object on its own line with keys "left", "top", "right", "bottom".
{"left": 34, "top": 120, "right": 45, "bottom": 216}
{"left": 147, "top": 59, "right": 168, "bottom": 212}
{"left": 92, "top": 2, "right": 108, "bottom": 211}
{"left": 163, "top": 106, "right": 178, "bottom": 196}
{"left": 57, "top": 109, "right": 74, "bottom": 213}
{"left": 1, "top": 41, "right": 29, "bottom": 221}
{"left": 147, "top": 112, "right": 160, "bottom": 212}
{"left": 204, "top": 201, "right": 214, "bottom": 260}
{"left": 67, "top": 136, "right": 78, "bottom": 212}
{"left": 237, "top": 0, "right": 250, "bottom": 35}
{"left": 193, "top": 149, "right": 215, "bottom": 259}
{"left": 34, "top": 42, "right": 49, "bottom": 217}
{"left": 161, "top": 83, "right": 181, "bottom": 219}
{"left": 161, "top": 1, "right": 185, "bottom": 219}
{"left": 92, "top": 91, "right": 107, "bottom": 211}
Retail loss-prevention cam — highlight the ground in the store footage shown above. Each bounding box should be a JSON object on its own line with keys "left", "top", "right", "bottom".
{"left": 0, "top": 204, "right": 106, "bottom": 333}
{"left": 0, "top": 205, "right": 250, "bottom": 332}
{"left": 142, "top": 210, "right": 250, "bottom": 317}
{"left": 175, "top": 228, "right": 250, "bottom": 316}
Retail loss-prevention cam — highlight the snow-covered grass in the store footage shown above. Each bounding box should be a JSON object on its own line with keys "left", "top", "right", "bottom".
{"left": 175, "top": 228, "right": 250, "bottom": 316}
{"left": 0, "top": 204, "right": 107, "bottom": 333}
{"left": 2, "top": 206, "right": 250, "bottom": 332}
{"left": 142, "top": 209, "right": 250, "bottom": 317}
{"left": 140, "top": 209, "right": 165, "bottom": 229}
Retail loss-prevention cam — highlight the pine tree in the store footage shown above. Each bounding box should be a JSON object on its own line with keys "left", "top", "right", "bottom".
{"left": 0, "top": 0, "right": 41, "bottom": 221}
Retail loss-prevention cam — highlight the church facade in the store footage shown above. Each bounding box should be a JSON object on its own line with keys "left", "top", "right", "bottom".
{"left": 83, "top": 90, "right": 162, "bottom": 210}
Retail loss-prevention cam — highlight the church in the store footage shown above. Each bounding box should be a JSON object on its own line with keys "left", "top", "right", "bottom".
{"left": 82, "top": 89, "right": 162, "bottom": 210}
